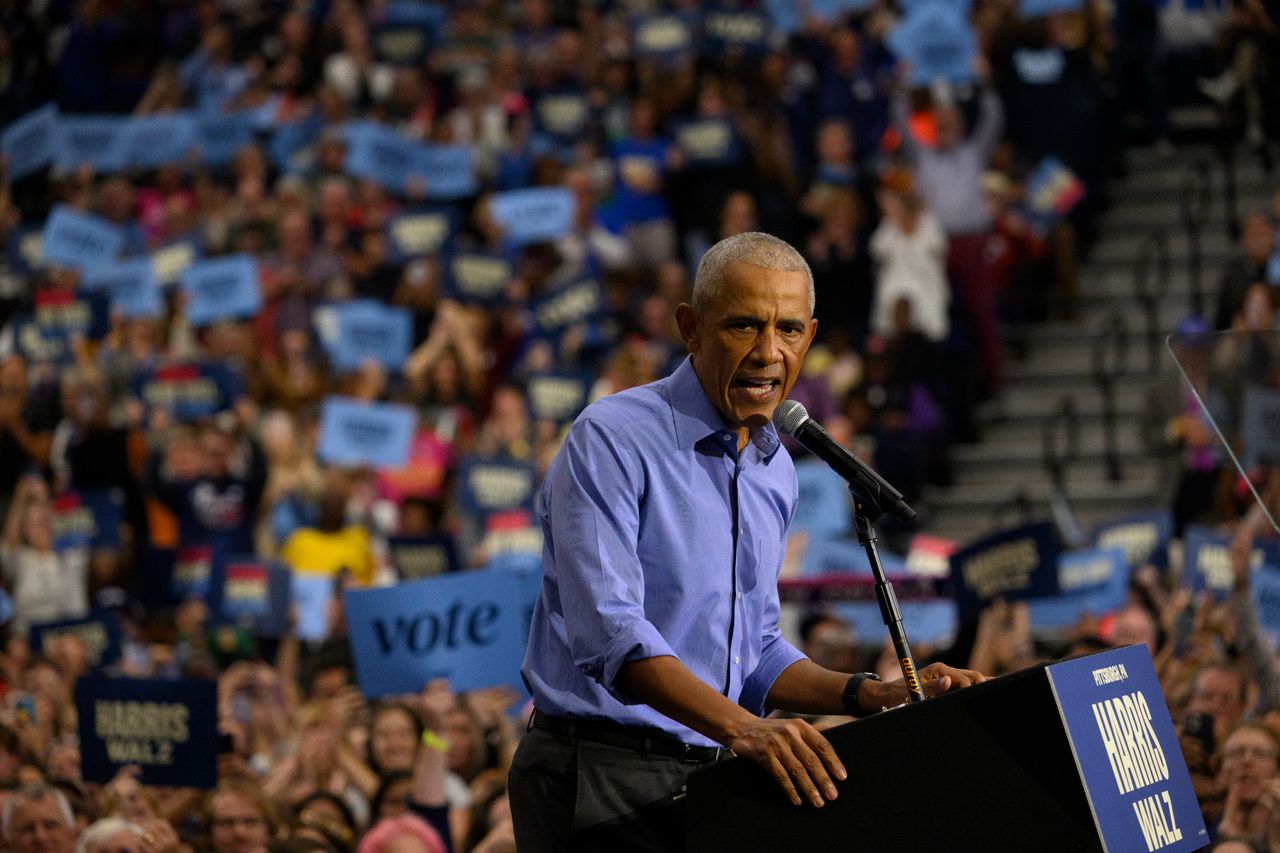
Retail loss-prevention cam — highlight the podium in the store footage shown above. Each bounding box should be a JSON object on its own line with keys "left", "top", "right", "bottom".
{"left": 687, "top": 645, "right": 1207, "bottom": 852}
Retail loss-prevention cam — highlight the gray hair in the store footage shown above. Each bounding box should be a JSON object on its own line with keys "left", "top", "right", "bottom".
{"left": 692, "top": 232, "right": 815, "bottom": 315}
{"left": 76, "top": 817, "right": 145, "bottom": 853}
{"left": 2, "top": 783, "right": 75, "bottom": 839}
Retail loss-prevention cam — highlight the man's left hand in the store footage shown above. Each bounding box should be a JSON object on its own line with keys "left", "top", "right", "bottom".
{"left": 859, "top": 663, "right": 986, "bottom": 713}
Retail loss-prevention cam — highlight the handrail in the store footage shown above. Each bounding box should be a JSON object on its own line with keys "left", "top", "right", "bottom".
{"left": 1132, "top": 227, "right": 1170, "bottom": 373}
{"left": 1041, "top": 394, "right": 1080, "bottom": 487}
{"left": 1179, "top": 157, "right": 1213, "bottom": 318}
{"left": 1090, "top": 312, "right": 1129, "bottom": 483}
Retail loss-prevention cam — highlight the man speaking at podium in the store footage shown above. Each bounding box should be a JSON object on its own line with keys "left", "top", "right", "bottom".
{"left": 510, "top": 232, "right": 984, "bottom": 852}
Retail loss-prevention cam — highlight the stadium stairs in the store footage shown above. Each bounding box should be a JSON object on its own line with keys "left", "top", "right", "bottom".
{"left": 922, "top": 138, "right": 1275, "bottom": 543}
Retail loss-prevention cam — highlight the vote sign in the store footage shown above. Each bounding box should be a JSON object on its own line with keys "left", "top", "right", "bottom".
{"left": 343, "top": 570, "right": 529, "bottom": 697}
{"left": 75, "top": 676, "right": 218, "bottom": 788}
{"left": 1046, "top": 645, "right": 1206, "bottom": 852}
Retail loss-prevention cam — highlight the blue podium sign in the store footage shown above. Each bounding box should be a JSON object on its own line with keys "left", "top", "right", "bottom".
{"left": 1046, "top": 645, "right": 1207, "bottom": 853}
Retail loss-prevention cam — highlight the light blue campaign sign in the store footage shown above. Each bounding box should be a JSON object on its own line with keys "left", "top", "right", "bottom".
{"left": 1046, "top": 645, "right": 1207, "bottom": 852}
{"left": 180, "top": 254, "right": 261, "bottom": 327}
{"left": 525, "top": 373, "right": 590, "bottom": 424}
{"left": 887, "top": 1, "right": 978, "bottom": 85}
{"left": 197, "top": 111, "right": 258, "bottom": 166}
{"left": 346, "top": 123, "right": 476, "bottom": 199}
{"left": 835, "top": 598, "right": 958, "bottom": 647}
{"left": 54, "top": 115, "right": 129, "bottom": 172}
{"left": 317, "top": 397, "right": 417, "bottom": 469}
{"left": 290, "top": 574, "right": 335, "bottom": 642}
{"left": 343, "top": 570, "right": 530, "bottom": 697}
{"left": 119, "top": 113, "right": 199, "bottom": 169}
{"left": 762, "top": 0, "right": 803, "bottom": 33}
{"left": 1028, "top": 547, "right": 1130, "bottom": 631}
{"left": 2, "top": 103, "right": 58, "bottom": 180}
{"left": 323, "top": 301, "right": 413, "bottom": 372}
{"left": 83, "top": 258, "right": 163, "bottom": 319}
{"left": 1020, "top": 0, "right": 1084, "bottom": 16}
{"left": 1093, "top": 510, "right": 1173, "bottom": 570}
{"left": 489, "top": 187, "right": 576, "bottom": 247}
{"left": 793, "top": 459, "right": 852, "bottom": 535}
{"left": 812, "top": 0, "right": 875, "bottom": 18}
{"left": 531, "top": 278, "right": 603, "bottom": 336}
{"left": 41, "top": 205, "right": 125, "bottom": 269}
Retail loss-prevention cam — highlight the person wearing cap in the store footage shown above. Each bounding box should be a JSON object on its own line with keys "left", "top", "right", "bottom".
{"left": 510, "top": 232, "right": 984, "bottom": 852}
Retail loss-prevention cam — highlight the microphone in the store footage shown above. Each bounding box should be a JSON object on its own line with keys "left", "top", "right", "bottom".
{"left": 772, "top": 399, "right": 917, "bottom": 524}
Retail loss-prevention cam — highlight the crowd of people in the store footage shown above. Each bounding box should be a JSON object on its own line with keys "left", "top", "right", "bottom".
{"left": 0, "top": 0, "right": 1276, "bottom": 850}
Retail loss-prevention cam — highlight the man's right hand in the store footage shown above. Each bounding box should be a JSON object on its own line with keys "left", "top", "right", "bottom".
{"left": 726, "top": 716, "right": 846, "bottom": 808}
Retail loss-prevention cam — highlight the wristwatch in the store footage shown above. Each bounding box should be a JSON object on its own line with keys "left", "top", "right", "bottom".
{"left": 842, "top": 672, "right": 881, "bottom": 717}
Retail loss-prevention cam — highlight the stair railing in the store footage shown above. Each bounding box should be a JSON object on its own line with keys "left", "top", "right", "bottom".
{"left": 1132, "top": 227, "right": 1171, "bottom": 373}
{"left": 1179, "top": 157, "right": 1213, "bottom": 318}
{"left": 1090, "top": 312, "right": 1129, "bottom": 483}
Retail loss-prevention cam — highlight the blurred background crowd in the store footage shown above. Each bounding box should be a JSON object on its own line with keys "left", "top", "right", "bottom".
{"left": 0, "top": 0, "right": 1278, "bottom": 850}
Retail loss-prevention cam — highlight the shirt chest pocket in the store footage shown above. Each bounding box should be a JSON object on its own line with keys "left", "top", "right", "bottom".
{"left": 742, "top": 534, "right": 782, "bottom": 596}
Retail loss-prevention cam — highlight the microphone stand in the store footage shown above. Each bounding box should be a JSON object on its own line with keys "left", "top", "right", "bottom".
{"left": 851, "top": 488, "right": 926, "bottom": 704}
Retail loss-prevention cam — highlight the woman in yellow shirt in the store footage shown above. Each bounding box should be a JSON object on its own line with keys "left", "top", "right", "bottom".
{"left": 280, "top": 492, "right": 375, "bottom": 586}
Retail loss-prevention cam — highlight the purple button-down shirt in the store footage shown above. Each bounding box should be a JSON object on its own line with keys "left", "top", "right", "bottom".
{"left": 522, "top": 357, "right": 807, "bottom": 746}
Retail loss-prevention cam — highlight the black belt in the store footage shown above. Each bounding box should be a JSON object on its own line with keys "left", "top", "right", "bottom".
{"left": 531, "top": 709, "right": 732, "bottom": 764}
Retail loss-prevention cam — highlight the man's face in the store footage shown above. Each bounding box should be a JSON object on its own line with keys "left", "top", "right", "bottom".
{"left": 1188, "top": 668, "right": 1245, "bottom": 732}
{"left": 8, "top": 794, "right": 75, "bottom": 853}
{"left": 210, "top": 791, "right": 270, "bottom": 853}
{"left": 678, "top": 263, "right": 816, "bottom": 435}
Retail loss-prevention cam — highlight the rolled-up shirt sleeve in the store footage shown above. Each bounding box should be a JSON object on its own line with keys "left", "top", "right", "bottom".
{"left": 739, "top": 588, "right": 807, "bottom": 717}
{"left": 549, "top": 417, "right": 677, "bottom": 703}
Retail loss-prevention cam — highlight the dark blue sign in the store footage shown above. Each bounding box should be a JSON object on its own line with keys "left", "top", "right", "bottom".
{"left": 674, "top": 118, "right": 744, "bottom": 169}
{"left": 1181, "top": 525, "right": 1267, "bottom": 601}
{"left": 1045, "top": 646, "right": 1207, "bottom": 852}
{"left": 40, "top": 205, "right": 125, "bottom": 269}
{"left": 702, "top": 8, "right": 771, "bottom": 54}
{"left": 386, "top": 208, "right": 457, "bottom": 262}
{"left": 51, "top": 489, "right": 125, "bottom": 552}
{"left": 75, "top": 676, "right": 218, "bottom": 789}
{"left": 317, "top": 397, "right": 417, "bottom": 469}
{"left": 2, "top": 103, "right": 58, "bottom": 180}
{"left": 531, "top": 278, "right": 604, "bottom": 336}
{"left": 949, "top": 522, "right": 1060, "bottom": 616}
{"left": 634, "top": 14, "right": 694, "bottom": 58}
{"left": 216, "top": 557, "right": 291, "bottom": 638}
{"left": 447, "top": 251, "right": 513, "bottom": 304}
{"left": 170, "top": 545, "right": 215, "bottom": 600}
{"left": 322, "top": 300, "right": 414, "bottom": 372}
{"left": 180, "top": 254, "right": 261, "bottom": 327}
{"left": 1020, "top": 0, "right": 1084, "bottom": 15}
{"left": 456, "top": 456, "right": 538, "bottom": 517}
{"left": 389, "top": 535, "right": 460, "bottom": 580}
{"left": 30, "top": 611, "right": 123, "bottom": 670}
{"left": 526, "top": 373, "right": 590, "bottom": 424}
{"left": 533, "top": 90, "right": 592, "bottom": 142}
{"left": 343, "top": 570, "right": 530, "bottom": 697}
{"left": 133, "top": 362, "right": 243, "bottom": 422}
{"left": 1028, "top": 547, "right": 1130, "bottom": 631}
{"left": 1252, "top": 565, "right": 1280, "bottom": 646}
{"left": 1093, "top": 511, "right": 1173, "bottom": 571}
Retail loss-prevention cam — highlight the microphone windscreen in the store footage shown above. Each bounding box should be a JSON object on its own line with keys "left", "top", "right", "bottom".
{"left": 771, "top": 399, "right": 809, "bottom": 436}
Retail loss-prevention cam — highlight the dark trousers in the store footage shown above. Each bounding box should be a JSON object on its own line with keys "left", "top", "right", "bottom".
{"left": 509, "top": 726, "right": 712, "bottom": 853}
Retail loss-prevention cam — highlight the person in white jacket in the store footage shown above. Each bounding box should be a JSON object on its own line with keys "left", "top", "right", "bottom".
{"left": 869, "top": 182, "right": 950, "bottom": 343}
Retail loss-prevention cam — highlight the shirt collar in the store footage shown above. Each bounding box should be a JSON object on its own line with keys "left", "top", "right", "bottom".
{"left": 665, "top": 356, "right": 782, "bottom": 462}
